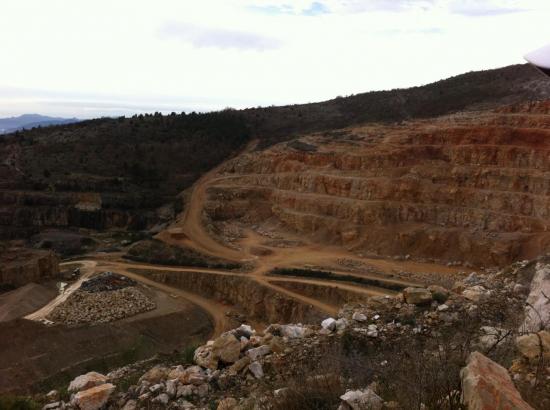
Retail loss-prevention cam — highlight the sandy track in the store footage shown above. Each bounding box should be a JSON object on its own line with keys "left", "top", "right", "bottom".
{"left": 28, "top": 142, "right": 460, "bottom": 337}
{"left": 98, "top": 261, "right": 230, "bottom": 336}
{"left": 25, "top": 260, "right": 97, "bottom": 321}
{"left": 149, "top": 142, "right": 453, "bottom": 323}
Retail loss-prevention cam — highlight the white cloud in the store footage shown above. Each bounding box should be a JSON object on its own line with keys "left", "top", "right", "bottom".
{"left": 0, "top": 0, "right": 549, "bottom": 118}
{"left": 448, "top": 0, "right": 527, "bottom": 16}
{"left": 159, "top": 22, "right": 282, "bottom": 50}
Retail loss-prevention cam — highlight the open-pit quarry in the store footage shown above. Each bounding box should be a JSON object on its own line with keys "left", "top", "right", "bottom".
{"left": 1, "top": 99, "right": 549, "bottom": 409}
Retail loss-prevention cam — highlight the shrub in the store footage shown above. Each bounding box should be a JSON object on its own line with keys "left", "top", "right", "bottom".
{"left": 0, "top": 395, "right": 40, "bottom": 410}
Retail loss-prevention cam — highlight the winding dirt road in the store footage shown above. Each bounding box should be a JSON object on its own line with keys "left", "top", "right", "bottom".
{"left": 25, "top": 260, "right": 97, "bottom": 321}
{"left": 27, "top": 141, "right": 461, "bottom": 337}
{"left": 148, "top": 141, "right": 458, "bottom": 326}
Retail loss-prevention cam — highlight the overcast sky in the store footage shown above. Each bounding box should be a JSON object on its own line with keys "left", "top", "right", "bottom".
{"left": 1, "top": 0, "right": 549, "bottom": 118}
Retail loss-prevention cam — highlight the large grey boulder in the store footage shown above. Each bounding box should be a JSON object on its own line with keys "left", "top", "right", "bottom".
{"left": 338, "top": 388, "right": 383, "bottom": 410}
{"left": 212, "top": 333, "right": 241, "bottom": 364}
{"left": 246, "top": 345, "right": 271, "bottom": 361}
{"left": 68, "top": 372, "right": 108, "bottom": 393}
{"left": 403, "top": 287, "right": 432, "bottom": 305}
{"left": 321, "top": 317, "right": 337, "bottom": 331}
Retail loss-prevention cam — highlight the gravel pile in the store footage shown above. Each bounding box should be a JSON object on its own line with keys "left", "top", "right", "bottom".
{"left": 80, "top": 272, "right": 137, "bottom": 293}
{"left": 48, "top": 287, "right": 155, "bottom": 326}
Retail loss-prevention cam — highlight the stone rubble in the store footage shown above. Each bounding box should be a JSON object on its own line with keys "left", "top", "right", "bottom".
{"left": 71, "top": 383, "right": 116, "bottom": 410}
{"left": 68, "top": 372, "right": 108, "bottom": 393}
{"left": 47, "top": 286, "right": 155, "bottom": 326}
{"left": 337, "top": 388, "right": 383, "bottom": 410}
{"left": 39, "top": 258, "right": 550, "bottom": 410}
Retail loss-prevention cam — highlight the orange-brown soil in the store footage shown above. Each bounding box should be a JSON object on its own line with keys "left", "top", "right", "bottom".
{"left": 203, "top": 102, "right": 550, "bottom": 268}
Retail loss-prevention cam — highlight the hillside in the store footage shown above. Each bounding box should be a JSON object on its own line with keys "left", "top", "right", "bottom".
{"left": 243, "top": 64, "right": 550, "bottom": 145}
{"left": 0, "top": 111, "right": 250, "bottom": 239}
{"left": 204, "top": 101, "right": 550, "bottom": 267}
{"left": 1, "top": 64, "right": 549, "bottom": 409}
{"left": 1, "top": 64, "right": 549, "bottom": 241}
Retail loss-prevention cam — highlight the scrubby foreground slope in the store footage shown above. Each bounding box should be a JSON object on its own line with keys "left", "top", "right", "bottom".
{"left": 206, "top": 101, "right": 550, "bottom": 267}
{"left": 34, "top": 257, "right": 550, "bottom": 410}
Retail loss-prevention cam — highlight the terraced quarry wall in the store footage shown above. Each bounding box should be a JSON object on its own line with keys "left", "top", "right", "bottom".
{"left": 270, "top": 280, "right": 367, "bottom": 306}
{"left": 0, "top": 190, "right": 156, "bottom": 239}
{"left": 205, "top": 102, "right": 550, "bottom": 267}
{"left": 130, "top": 269, "right": 325, "bottom": 324}
{"left": 0, "top": 247, "right": 59, "bottom": 287}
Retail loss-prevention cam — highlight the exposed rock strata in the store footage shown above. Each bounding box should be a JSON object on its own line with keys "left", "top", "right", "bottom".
{"left": 0, "top": 247, "right": 59, "bottom": 287}
{"left": 206, "top": 102, "right": 550, "bottom": 266}
{"left": 132, "top": 269, "right": 325, "bottom": 324}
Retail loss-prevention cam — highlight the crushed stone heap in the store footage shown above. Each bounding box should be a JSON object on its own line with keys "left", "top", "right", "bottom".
{"left": 39, "top": 257, "right": 550, "bottom": 409}
{"left": 80, "top": 271, "right": 137, "bottom": 293}
{"left": 47, "top": 274, "right": 155, "bottom": 326}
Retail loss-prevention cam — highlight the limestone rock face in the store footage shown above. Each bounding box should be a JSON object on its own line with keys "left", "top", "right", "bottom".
{"left": 140, "top": 269, "right": 325, "bottom": 325}
{"left": 71, "top": 383, "right": 115, "bottom": 410}
{"left": 212, "top": 333, "right": 241, "bottom": 364}
{"left": 194, "top": 344, "right": 218, "bottom": 370}
{"left": 516, "top": 331, "right": 550, "bottom": 362}
{"left": 68, "top": 372, "right": 108, "bottom": 393}
{"left": 139, "top": 366, "right": 170, "bottom": 384}
{"left": 217, "top": 397, "right": 238, "bottom": 410}
{"left": 278, "top": 324, "right": 312, "bottom": 338}
{"left": 521, "top": 263, "right": 550, "bottom": 332}
{"left": 460, "top": 352, "right": 533, "bottom": 410}
{"left": 204, "top": 104, "right": 550, "bottom": 267}
{"left": 403, "top": 287, "right": 432, "bottom": 305}
{"left": 338, "top": 388, "right": 383, "bottom": 410}
{"left": 0, "top": 247, "right": 59, "bottom": 287}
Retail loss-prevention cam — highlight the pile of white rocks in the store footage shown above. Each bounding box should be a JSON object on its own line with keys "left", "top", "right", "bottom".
{"left": 40, "top": 258, "right": 549, "bottom": 409}
{"left": 44, "top": 372, "right": 115, "bottom": 410}
{"left": 111, "top": 323, "right": 313, "bottom": 409}
{"left": 47, "top": 287, "right": 155, "bottom": 326}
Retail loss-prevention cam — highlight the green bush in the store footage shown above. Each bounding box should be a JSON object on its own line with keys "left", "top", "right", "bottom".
{"left": 0, "top": 395, "right": 40, "bottom": 410}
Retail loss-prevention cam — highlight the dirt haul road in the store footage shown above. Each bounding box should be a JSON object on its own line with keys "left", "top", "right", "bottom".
{"left": 24, "top": 259, "right": 232, "bottom": 336}
{"left": 151, "top": 141, "right": 460, "bottom": 328}
{"left": 24, "top": 260, "right": 97, "bottom": 321}
{"left": 28, "top": 141, "right": 461, "bottom": 338}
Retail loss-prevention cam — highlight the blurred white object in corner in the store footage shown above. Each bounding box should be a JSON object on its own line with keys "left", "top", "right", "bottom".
{"left": 524, "top": 43, "right": 550, "bottom": 77}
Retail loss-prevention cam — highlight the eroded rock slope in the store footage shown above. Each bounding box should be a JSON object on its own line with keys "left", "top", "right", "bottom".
{"left": 206, "top": 101, "right": 550, "bottom": 267}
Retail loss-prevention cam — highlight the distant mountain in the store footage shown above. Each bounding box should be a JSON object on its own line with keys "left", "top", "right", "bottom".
{"left": 0, "top": 114, "right": 80, "bottom": 134}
